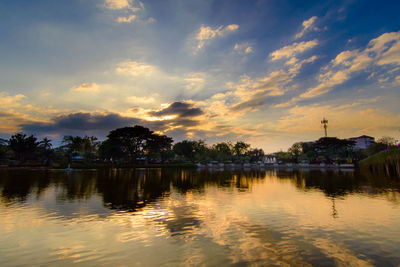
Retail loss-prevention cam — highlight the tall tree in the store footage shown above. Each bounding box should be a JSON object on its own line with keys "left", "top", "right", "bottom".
{"left": 173, "top": 140, "right": 197, "bottom": 162}
{"left": 146, "top": 134, "right": 174, "bottom": 162}
{"left": 247, "top": 148, "right": 265, "bottom": 163}
{"left": 98, "top": 138, "right": 124, "bottom": 162}
{"left": 62, "top": 135, "right": 84, "bottom": 152}
{"left": 173, "top": 140, "right": 208, "bottom": 162}
{"left": 288, "top": 142, "right": 303, "bottom": 163}
{"left": 9, "top": 133, "right": 39, "bottom": 163}
{"left": 103, "top": 126, "right": 153, "bottom": 162}
{"left": 0, "top": 138, "right": 9, "bottom": 163}
{"left": 38, "top": 137, "right": 54, "bottom": 165}
{"left": 212, "top": 142, "right": 233, "bottom": 161}
{"left": 146, "top": 134, "right": 173, "bottom": 153}
{"left": 233, "top": 141, "right": 250, "bottom": 160}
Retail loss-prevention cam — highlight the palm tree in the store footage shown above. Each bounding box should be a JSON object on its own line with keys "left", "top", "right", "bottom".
{"left": 39, "top": 137, "right": 53, "bottom": 165}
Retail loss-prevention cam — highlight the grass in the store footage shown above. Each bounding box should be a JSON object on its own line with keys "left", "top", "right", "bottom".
{"left": 359, "top": 148, "right": 400, "bottom": 177}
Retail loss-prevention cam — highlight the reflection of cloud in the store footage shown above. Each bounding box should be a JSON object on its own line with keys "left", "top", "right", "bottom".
{"left": 1, "top": 169, "right": 398, "bottom": 265}
{"left": 313, "top": 238, "right": 374, "bottom": 266}
{"left": 163, "top": 204, "right": 201, "bottom": 236}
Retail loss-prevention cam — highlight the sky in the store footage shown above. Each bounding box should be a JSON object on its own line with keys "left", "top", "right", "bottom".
{"left": 0, "top": 0, "right": 399, "bottom": 152}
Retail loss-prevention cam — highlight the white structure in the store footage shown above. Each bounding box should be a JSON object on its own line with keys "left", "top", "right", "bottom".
{"left": 347, "top": 135, "right": 375, "bottom": 150}
{"left": 263, "top": 155, "right": 277, "bottom": 164}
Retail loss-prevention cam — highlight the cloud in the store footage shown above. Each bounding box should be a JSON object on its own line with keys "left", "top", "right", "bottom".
{"left": 0, "top": 93, "right": 26, "bottom": 110}
{"left": 104, "top": 0, "right": 141, "bottom": 11}
{"left": 21, "top": 112, "right": 140, "bottom": 136}
{"left": 125, "top": 94, "right": 157, "bottom": 105}
{"left": 184, "top": 73, "right": 206, "bottom": 92}
{"left": 115, "top": 61, "right": 156, "bottom": 76}
{"left": 270, "top": 40, "right": 318, "bottom": 61}
{"left": 147, "top": 101, "right": 204, "bottom": 118}
{"left": 0, "top": 92, "right": 64, "bottom": 134}
{"left": 295, "top": 16, "right": 318, "bottom": 39}
{"left": 0, "top": 111, "right": 36, "bottom": 134}
{"left": 216, "top": 56, "right": 317, "bottom": 115}
{"left": 300, "top": 31, "right": 400, "bottom": 99}
{"left": 195, "top": 24, "right": 239, "bottom": 51}
{"left": 104, "top": 0, "right": 145, "bottom": 23}
{"left": 104, "top": 0, "right": 131, "bottom": 10}
{"left": 116, "top": 15, "right": 136, "bottom": 23}
{"left": 234, "top": 43, "right": 253, "bottom": 54}
{"left": 19, "top": 101, "right": 208, "bottom": 140}
{"left": 70, "top": 82, "right": 99, "bottom": 92}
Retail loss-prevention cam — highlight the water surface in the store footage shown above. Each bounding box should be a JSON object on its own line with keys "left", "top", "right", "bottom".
{"left": 0, "top": 168, "right": 399, "bottom": 266}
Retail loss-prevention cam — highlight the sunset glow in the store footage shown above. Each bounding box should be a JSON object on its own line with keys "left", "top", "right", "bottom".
{"left": 0, "top": 0, "right": 399, "bottom": 152}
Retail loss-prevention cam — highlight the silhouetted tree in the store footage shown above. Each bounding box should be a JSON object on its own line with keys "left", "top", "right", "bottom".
{"left": 301, "top": 137, "right": 355, "bottom": 163}
{"left": 246, "top": 148, "right": 265, "bottom": 163}
{"left": 145, "top": 134, "right": 174, "bottom": 162}
{"left": 62, "top": 135, "right": 84, "bottom": 152}
{"left": 173, "top": 140, "right": 208, "bottom": 162}
{"left": 212, "top": 142, "right": 233, "bottom": 162}
{"left": 233, "top": 141, "right": 250, "bottom": 161}
{"left": 9, "top": 133, "right": 39, "bottom": 163}
{"left": 100, "top": 126, "right": 155, "bottom": 163}
{"left": 98, "top": 138, "right": 124, "bottom": 162}
{"left": 288, "top": 142, "right": 303, "bottom": 163}
{"left": 0, "top": 138, "right": 9, "bottom": 163}
{"left": 38, "top": 137, "right": 54, "bottom": 165}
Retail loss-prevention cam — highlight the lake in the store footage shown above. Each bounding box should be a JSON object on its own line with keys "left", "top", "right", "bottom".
{"left": 0, "top": 168, "right": 399, "bottom": 266}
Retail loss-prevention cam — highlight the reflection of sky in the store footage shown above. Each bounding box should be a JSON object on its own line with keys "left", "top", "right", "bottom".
{"left": 1, "top": 170, "right": 400, "bottom": 265}
{"left": 0, "top": 1, "right": 400, "bottom": 151}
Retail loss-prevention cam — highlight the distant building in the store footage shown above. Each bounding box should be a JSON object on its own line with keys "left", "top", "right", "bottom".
{"left": 263, "top": 155, "right": 277, "bottom": 164}
{"left": 347, "top": 135, "right": 375, "bottom": 150}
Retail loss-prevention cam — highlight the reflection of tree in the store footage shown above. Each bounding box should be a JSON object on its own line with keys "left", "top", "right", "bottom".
{"left": 55, "top": 171, "right": 98, "bottom": 201}
{"left": 274, "top": 169, "right": 400, "bottom": 218}
{"left": 2, "top": 168, "right": 399, "bottom": 214}
{"left": 96, "top": 169, "right": 171, "bottom": 211}
{"left": 331, "top": 197, "right": 338, "bottom": 218}
{"left": 275, "top": 169, "right": 361, "bottom": 197}
{"left": 0, "top": 170, "right": 51, "bottom": 202}
{"left": 167, "top": 169, "right": 267, "bottom": 193}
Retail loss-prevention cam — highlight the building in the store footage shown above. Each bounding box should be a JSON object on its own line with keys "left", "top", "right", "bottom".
{"left": 347, "top": 135, "right": 375, "bottom": 150}
{"left": 263, "top": 154, "right": 277, "bottom": 164}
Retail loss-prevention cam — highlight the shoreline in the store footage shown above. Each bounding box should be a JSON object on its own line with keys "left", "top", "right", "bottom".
{"left": 0, "top": 163, "right": 355, "bottom": 171}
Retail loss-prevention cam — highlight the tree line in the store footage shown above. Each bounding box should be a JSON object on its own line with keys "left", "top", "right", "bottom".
{"left": 0, "top": 125, "right": 265, "bottom": 167}
{"left": 274, "top": 136, "right": 399, "bottom": 164}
